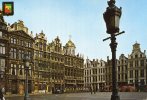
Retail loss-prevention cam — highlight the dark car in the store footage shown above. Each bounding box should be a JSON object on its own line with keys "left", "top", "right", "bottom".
{"left": 54, "top": 89, "right": 63, "bottom": 94}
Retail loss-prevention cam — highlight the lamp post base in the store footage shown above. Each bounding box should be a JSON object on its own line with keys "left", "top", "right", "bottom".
{"left": 111, "top": 95, "right": 120, "bottom": 100}
{"left": 24, "top": 95, "right": 31, "bottom": 100}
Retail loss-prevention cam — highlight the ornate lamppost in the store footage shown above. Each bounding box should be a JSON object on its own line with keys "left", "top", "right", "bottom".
{"left": 24, "top": 53, "right": 30, "bottom": 100}
{"left": 103, "top": 0, "right": 124, "bottom": 100}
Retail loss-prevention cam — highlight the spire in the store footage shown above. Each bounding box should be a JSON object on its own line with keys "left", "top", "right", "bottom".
{"left": 69, "top": 35, "right": 72, "bottom": 40}
{"left": 41, "top": 30, "right": 43, "bottom": 33}
{"left": 68, "top": 33, "right": 72, "bottom": 40}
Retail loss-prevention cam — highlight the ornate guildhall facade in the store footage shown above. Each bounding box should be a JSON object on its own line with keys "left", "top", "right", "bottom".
{"left": 6, "top": 20, "right": 34, "bottom": 94}
{"left": 0, "top": 15, "right": 84, "bottom": 94}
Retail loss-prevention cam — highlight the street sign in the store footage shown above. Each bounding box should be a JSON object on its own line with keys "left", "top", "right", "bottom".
{"left": 2, "top": 2, "right": 14, "bottom": 16}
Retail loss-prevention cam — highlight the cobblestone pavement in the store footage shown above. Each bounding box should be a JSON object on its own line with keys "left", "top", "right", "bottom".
{"left": 5, "top": 92, "right": 147, "bottom": 100}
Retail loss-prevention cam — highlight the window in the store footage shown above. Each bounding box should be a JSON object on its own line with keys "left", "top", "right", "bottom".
{"left": 10, "top": 37, "right": 13, "bottom": 43}
{"left": 125, "top": 65, "right": 127, "bottom": 70}
{"left": 135, "top": 70, "right": 138, "bottom": 78}
{"left": 141, "top": 60, "right": 144, "bottom": 66}
{"left": 122, "top": 66, "right": 124, "bottom": 72}
{"left": 140, "top": 70, "right": 144, "bottom": 77}
{"left": 135, "top": 60, "right": 138, "bottom": 67}
{"left": 130, "top": 80, "right": 133, "bottom": 84}
{"left": 118, "top": 74, "right": 120, "bottom": 81}
{"left": 22, "top": 50, "right": 24, "bottom": 59}
{"left": 19, "top": 65, "right": 23, "bottom": 75}
{"left": 0, "top": 31, "right": 2, "bottom": 37}
{"left": 18, "top": 50, "right": 22, "bottom": 60}
{"left": 28, "top": 51, "right": 31, "bottom": 59}
{"left": 0, "top": 59, "right": 5, "bottom": 70}
{"left": 21, "top": 40, "right": 24, "bottom": 46}
{"left": 118, "top": 66, "right": 120, "bottom": 72}
{"left": 10, "top": 37, "right": 17, "bottom": 44}
{"left": 122, "top": 74, "right": 124, "bottom": 80}
{"left": 11, "top": 64, "right": 16, "bottom": 75}
{"left": 129, "top": 61, "right": 133, "bottom": 67}
{"left": 10, "top": 48, "right": 17, "bottom": 59}
{"left": 135, "top": 54, "right": 138, "bottom": 58}
{"left": 0, "top": 43, "right": 5, "bottom": 54}
{"left": 140, "top": 79, "right": 144, "bottom": 85}
{"left": 140, "top": 54, "right": 142, "bottom": 58}
{"left": 125, "top": 74, "right": 127, "bottom": 80}
{"left": 121, "top": 60, "right": 124, "bottom": 64}
{"left": 130, "top": 70, "right": 133, "bottom": 78}
{"left": 13, "top": 38, "right": 16, "bottom": 44}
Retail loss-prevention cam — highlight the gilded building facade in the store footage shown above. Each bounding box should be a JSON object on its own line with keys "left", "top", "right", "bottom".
{"left": 128, "top": 43, "right": 147, "bottom": 89}
{"left": 84, "top": 58, "right": 106, "bottom": 92}
{"left": 0, "top": 15, "right": 83, "bottom": 94}
{"left": 34, "top": 31, "right": 51, "bottom": 93}
{"left": 63, "top": 40, "right": 84, "bottom": 92}
{"left": 49, "top": 36, "right": 65, "bottom": 93}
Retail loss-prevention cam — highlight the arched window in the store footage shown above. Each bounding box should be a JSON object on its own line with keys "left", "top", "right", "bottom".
{"left": 135, "top": 54, "right": 138, "bottom": 58}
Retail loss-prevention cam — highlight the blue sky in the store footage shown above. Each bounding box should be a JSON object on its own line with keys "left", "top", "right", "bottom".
{"left": 1, "top": 0, "right": 147, "bottom": 60}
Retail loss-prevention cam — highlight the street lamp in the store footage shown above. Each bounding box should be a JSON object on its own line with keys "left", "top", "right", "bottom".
{"left": 24, "top": 53, "right": 30, "bottom": 100}
{"left": 103, "top": 0, "right": 122, "bottom": 100}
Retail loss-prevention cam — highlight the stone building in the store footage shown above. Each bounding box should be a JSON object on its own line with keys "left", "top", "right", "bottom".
{"left": 0, "top": 14, "right": 84, "bottom": 94}
{"left": 63, "top": 39, "right": 84, "bottom": 92}
{"left": 105, "top": 56, "right": 120, "bottom": 91}
{"left": 34, "top": 31, "right": 51, "bottom": 93}
{"left": 84, "top": 58, "right": 106, "bottom": 92}
{"left": 0, "top": 13, "right": 9, "bottom": 90}
{"left": 105, "top": 56, "right": 112, "bottom": 91}
{"left": 6, "top": 20, "right": 34, "bottom": 94}
{"left": 49, "top": 36, "right": 65, "bottom": 93}
{"left": 84, "top": 58, "right": 91, "bottom": 90}
{"left": 128, "top": 43, "right": 147, "bottom": 90}
{"left": 117, "top": 54, "right": 128, "bottom": 87}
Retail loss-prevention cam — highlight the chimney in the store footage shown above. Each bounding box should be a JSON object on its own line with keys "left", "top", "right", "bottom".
{"left": 144, "top": 50, "right": 146, "bottom": 54}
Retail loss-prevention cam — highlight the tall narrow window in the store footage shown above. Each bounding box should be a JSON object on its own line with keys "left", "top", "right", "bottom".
{"left": 13, "top": 38, "right": 16, "bottom": 44}
{"left": 0, "top": 43, "right": 5, "bottom": 54}
{"left": 141, "top": 60, "right": 144, "bottom": 66}
{"left": 19, "top": 65, "right": 23, "bottom": 75}
{"left": 0, "top": 31, "right": 2, "bottom": 37}
{"left": 135, "top": 70, "right": 138, "bottom": 78}
{"left": 140, "top": 70, "right": 144, "bottom": 77}
{"left": 130, "top": 70, "right": 133, "bottom": 78}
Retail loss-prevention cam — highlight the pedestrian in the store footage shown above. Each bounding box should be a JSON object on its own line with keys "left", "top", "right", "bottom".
{"left": 0, "top": 88, "right": 4, "bottom": 100}
{"left": 90, "top": 85, "right": 93, "bottom": 94}
{"left": 93, "top": 85, "right": 96, "bottom": 94}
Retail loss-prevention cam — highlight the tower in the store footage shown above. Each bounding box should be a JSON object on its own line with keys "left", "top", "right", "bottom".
{"left": 64, "top": 38, "right": 76, "bottom": 56}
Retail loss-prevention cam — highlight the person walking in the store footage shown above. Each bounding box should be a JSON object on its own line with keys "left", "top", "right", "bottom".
{"left": 93, "top": 85, "right": 96, "bottom": 94}
{"left": 0, "top": 88, "right": 3, "bottom": 100}
{"left": 90, "top": 85, "right": 93, "bottom": 94}
{"left": 0, "top": 88, "right": 5, "bottom": 100}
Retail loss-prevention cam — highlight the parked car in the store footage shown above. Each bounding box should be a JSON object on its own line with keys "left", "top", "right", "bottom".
{"left": 54, "top": 89, "right": 63, "bottom": 94}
